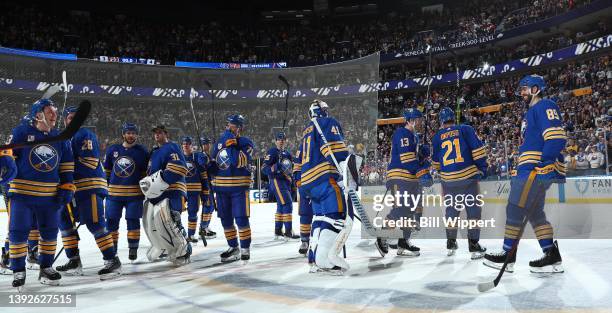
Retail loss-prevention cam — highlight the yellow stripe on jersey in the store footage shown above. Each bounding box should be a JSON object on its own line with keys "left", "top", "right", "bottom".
{"left": 59, "top": 162, "right": 75, "bottom": 173}
{"left": 300, "top": 162, "right": 338, "bottom": 186}
{"left": 168, "top": 182, "right": 187, "bottom": 193}
{"left": 74, "top": 177, "right": 108, "bottom": 192}
{"left": 432, "top": 161, "right": 440, "bottom": 171}
{"left": 78, "top": 157, "right": 99, "bottom": 170}
{"left": 472, "top": 146, "right": 486, "bottom": 160}
{"left": 212, "top": 176, "right": 252, "bottom": 187}
{"left": 386, "top": 169, "right": 417, "bottom": 181}
{"left": 108, "top": 184, "right": 142, "bottom": 197}
{"left": 166, "top": 163, "right": 188, "bottom": 176}
{"left": 187, "top": 182, "right": 203, "bottom": 192}
{"left": 321, "top": 141, "right": 348, "bottom": 158}
{"left": 542, "top": 127, "right": 567, "bottom": 141}
{"left": 439, "top": 165, "right": 479, "bottom": 182}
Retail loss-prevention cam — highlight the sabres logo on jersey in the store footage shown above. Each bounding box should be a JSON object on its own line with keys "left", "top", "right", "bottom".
{"left": 185, "top": 161, "right": 196, "bottom": 177}
{"left": 114, "top": 156, "right": 135, "bottom": 178}
{"left": 29, "top": 144, "right": 58, "bottom": 172}
{"left": 216, "top": 148, "right": 231, "bottom": 170}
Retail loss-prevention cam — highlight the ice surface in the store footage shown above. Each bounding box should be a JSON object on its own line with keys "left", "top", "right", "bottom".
{"left": 0, "top": 202, "right": 610, "bottom": 313}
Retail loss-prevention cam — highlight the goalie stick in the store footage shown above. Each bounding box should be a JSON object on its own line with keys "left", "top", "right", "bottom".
{"left": 0, "top": 100, "right": 91, "bottom": 151}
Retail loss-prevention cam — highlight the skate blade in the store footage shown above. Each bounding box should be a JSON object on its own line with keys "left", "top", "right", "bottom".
{"left": 204, "top": 235, "right": 217, "bottom": 239}
{"left": 39, "top": 278, "right": 60, "bottom": 286}
{"left": 0, "top": 268, "right": 12, "bottom": 275}
{"left": 274, "top": 236, "right": 285, "bottom": 241}
{"left": 99, "top": 272, "right": 122, "bottom": 281}
{"left": 483, "top": 260, "right": 514, "bottom": 273}
{"left": 16, "top": 285, "right": 26, "bottom": 293}
{"left": 27, "top": 263, "right": 40, "bottom": 270}
{"left": 530, "top": 262, "right": 564, "bottom": 273}
{"left": 62, "top": 269, "right": 84, "bottom": 276}
{"left": 471, "top": 252, "right": 485, "bottom": 260}
{"left": 172, "top": 257, "right": 191, "bottom": 266}
{"left": 312, "top": 267, "right": 346, "bottom": 276}
{"left": 220, "top": 256, "right": 240, "bottom": 263}
{"left": 241, "top": 259, "right": 250, "bottom": 265}
{"left": 374, "top": 244, "right": 388, "bottom": 258}
{"left": 397, "top": 250, "right": 420, "bottom": 257}
{"left": 447, "top": 249, "right": 457, "bottom": 256}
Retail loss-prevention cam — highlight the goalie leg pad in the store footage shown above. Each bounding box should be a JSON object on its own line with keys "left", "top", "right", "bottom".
{"left": 311, "top": 214, "right": 351, "bottom": 271}
{"left": 143, "top": 199, "right": 190, "bottom": 262}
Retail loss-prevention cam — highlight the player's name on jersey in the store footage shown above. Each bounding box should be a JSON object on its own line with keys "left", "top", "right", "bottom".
{"left": 372, "top": 216, "right": 497, "bottom": 230}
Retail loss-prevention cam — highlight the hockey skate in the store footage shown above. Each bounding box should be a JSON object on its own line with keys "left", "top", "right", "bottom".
{"left": 220, "top": 246, "right": 240, "bottom": 263}
{"left": 397, "top": 239, "right": 420, "bottom": 257}
{"left": 98, "top": 256, "right": 122, "bottom": 280}
{"left": 529, "top": 240, "right": 563, "bottom": 273}
{"left": 56, "top": 257, "right": 84, "bottom": 276}
{"left": 274, "top": 229, "right": 284, "bottom": 240}
{"left": 13, "top": 270, "right": 26, "bottom": 292}
{"left": 39, "top": 267, "right": 61, "bottom": 286}
{"left": 483, "top": 250, "right": 515, "bottom": 273}
{"left": 26, "top": 246, "right": 39, "bottom": 270}
{"left": 446, "top": 239, "right": 458, "bottom": 256}
{"left": 172, "top": 244, "right": 192, "bottom": 266}
{"left": 1, "top": 247, "right": 10, "bottom": 275}
{"left": 310, "top": 265, "right": 345, "bottom": 276}
{"left": 298, "top": 241, "right": 309, "bottom": 256}
{"left": 284, "top": 230, "right": 300, "bottom": 241}
{"left": 129, "top": 248, "right": 138, "bottom": 263}
{"left": 187, "top": 236, "right": 198, "bottom": 244}
{"left": 200, "top": 228, "right": 217, "bottom": 240}
{"left": 375, "top": 238, "right": 389, "bottom": 257}
{"left": 241, "top": 248, "right": 250, "bottom": 264}
{"left": 469, "top": 240, "right": 486, "bottom": 260}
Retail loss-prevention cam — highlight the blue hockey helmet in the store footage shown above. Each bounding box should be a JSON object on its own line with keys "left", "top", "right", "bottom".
{"left": 200, "top": 137, "right": 211, "bottom": 145}
{"left": 403, "top": 108, "right": 423, "bottom": 122}
{"left": 28, "top": 98, "right": 56, "bottom": 121}
{"left": 181, "top": 136, "right": 193, "bottom": 145}
{"left": 309, "top": 99, "right": 329, "bottom": 118}
{"left": 63, "top": 106, "right": 78, "bottom": 117}
{"left": 276, "top": 132, "right": 286, "bottom": 140}
{"left": 518, "top": 74, "right": 546, "bottom": 96}
{"left": 438, "top": 107, "right": 455, "bottom": 124}
{"left": 121, "top": 123, "right": 138, "bottom": 134}
{"left": 227, "top": 114, "right": 245, "bottom": 128}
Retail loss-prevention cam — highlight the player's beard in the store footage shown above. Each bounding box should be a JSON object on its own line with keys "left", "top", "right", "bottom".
{"left": 124, "top": 137, "right": 136, "bottom": 145}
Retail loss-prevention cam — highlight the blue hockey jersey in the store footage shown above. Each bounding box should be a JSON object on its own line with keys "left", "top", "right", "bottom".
{"left": 210, "top": 130, "right": 254, "bottom": 192}
{"left": 103, "top": 143, "right": 149, "bottom": 200}
{"left": 387, "top": 127, "right": 429, "bottom": 182}
{"left": 299, "top": 117, "right": 348, "bottom": 189}
{"left": 184, "top": 152, "right": 207, "bottom": 195}
{"left": 198, "top": 151, "right": 212, "bottom": 196}
{"left": 262, "top": 147, "right": 293, "bottom": 184}
{"left": 431, "top": 124, "right": 487, "bottom": 182}
{"left": 7, "top": 124, "right": 74, "bottom": 200}
{"left": 147, "top": 142, "right": 188, "bottom": 203}
{"left": 71, "top": 128, "right": 108, "bottom": 196}
{"left": 292, "top": 144, "right": 303, "bottom": 187}
{"left": 516, "top": 98, "right": 567, "bottom": 178}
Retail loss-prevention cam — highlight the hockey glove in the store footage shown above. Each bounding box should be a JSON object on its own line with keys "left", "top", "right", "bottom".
{"left": 140, "top": 170, "right": 169, "bottom": 199}
{"left": 0, "top": 153, "right": 17, "bottom": 184}
{"left": 56, "top": 183, "right": 76, "bottom": 205}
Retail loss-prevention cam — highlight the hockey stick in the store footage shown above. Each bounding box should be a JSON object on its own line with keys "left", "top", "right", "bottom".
{"left": 478, "top": 170, "right": 539, "bottom": 292}
{"left": 52, "top": 222, "right": 82, "bottom": 264}
{"left": 58, "top": 71, "right": 68, "bottom": 129}
{"left": 0, "top": 100, "right": 91, "bottom": 151}
{"left": 204, "top": 81, "right": 216, "bottom": 139}
{"left": 278, "top": 75, "right": 290, "bottom": 131}
{"left": 189, "top": 87, "right": 217, "bottom": 247}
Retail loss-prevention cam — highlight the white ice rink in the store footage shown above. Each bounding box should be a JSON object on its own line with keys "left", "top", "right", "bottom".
{"left": 1, "top": 202, "right": 611, "bottom": 313}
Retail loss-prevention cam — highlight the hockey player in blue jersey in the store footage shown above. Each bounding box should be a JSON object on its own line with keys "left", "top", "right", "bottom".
{"left": 139, "top": 125, "right": 191, "bottom": 265}
{"left": 432, "top": 107, "right": 487, "bottom": 259}
{"left": 263, "top": 132, "right": 300, "bottom": 240}
{"left": 198, "top": 137, "right": 216, "bottom": 241}
{"left": 293, "top": 143, "right": 313, "bottom": 256}
{"left": 375, "top": 108, "right": 432, "bottom": 258}
{"left": 181, "top": 136, "right": 208, "bottom": 243}
{"left": 55, "top": 106, "right": 121, "bottom": 280}
{"left": 0, "top": 147, "right": 18, "bottom": 275}
{"left": 211, "top": 115, "right": 255, "bottom": 263}
{"left": 103, "top": 123, "right": 149, "bottom": 262}
{"left": 299, "top": 100, "right": 351, "bottom": 274}
{"left": 2, "top": 99, "right": 75, "bottom": 289}
{"left": 483, "top": 75, "right": 566, "bottom": 273}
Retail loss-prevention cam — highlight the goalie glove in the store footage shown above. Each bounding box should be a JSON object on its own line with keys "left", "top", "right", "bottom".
{"left": 139, "top": 170, "right": 169, "bottom": 199}
{"left": 338, "top": 160, "right": 348, "bottom": 190}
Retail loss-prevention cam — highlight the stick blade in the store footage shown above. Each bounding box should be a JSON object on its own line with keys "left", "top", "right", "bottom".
{"left": 41, "top": 85, "right": 61, "bottom": 100}
{"left": 477, "top": 281, "right": 496, "bottom": 293}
